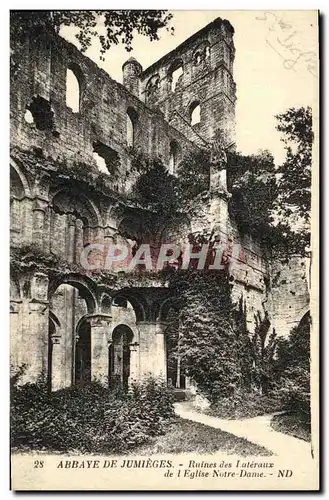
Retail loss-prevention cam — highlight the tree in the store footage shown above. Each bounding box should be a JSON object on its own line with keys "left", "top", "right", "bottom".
{"left": 275, "top": 313, "right": 311, "bottom": 422}
{"left": 250, "top": 311, "right": 277, "bottom": 395}
{"left": 275, "top": 106, "right": 313, "bottom": 228}
{"left": 10, "top": 10, "right": 173, "bottom": 62}
{"left": 227, "top": 149, "right": 278, "bottom": 238}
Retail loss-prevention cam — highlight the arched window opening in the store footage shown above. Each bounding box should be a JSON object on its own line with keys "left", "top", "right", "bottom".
{"left": 190, "top": 102, "right": 201, "bottom": 126}
{"left": 169, "top": 140, "right": 179, "bottom": 174}
{"left": 126, "top": 107, "right": 138, "bottom": 147}
{"left": 66, "top": 66, "right": 81, "bottom": 113}
{"left": 194, "top": 52, "right": 202, "bottom": 65}
{"left": 168, "top": 60, "right": 184, "bottom": 92}
{"left": 146, "top": 74, "right": 160, "bottom": 95}
{"left": 171, "top": 66, "right": 183, "bottom": 92}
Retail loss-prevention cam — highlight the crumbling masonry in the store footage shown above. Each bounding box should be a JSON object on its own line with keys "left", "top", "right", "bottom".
{"left": 10, "top": 18, "right": 309, "bottom": 389}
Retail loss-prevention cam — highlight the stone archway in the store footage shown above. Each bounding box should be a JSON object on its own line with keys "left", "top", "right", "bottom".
{"left": 110, "top": 325, "right": 134, "bottom": 390}
{"left": 48, "top": 276, "right": 97, "bottom": 390}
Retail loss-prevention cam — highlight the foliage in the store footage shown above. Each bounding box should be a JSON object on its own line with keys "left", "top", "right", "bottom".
{"left": 11, "top": 373, "right": 174, "bottom": 453}
{"left": 275, "top": 313, "right": 311, "bottom": 423}
{"left": 132, "top": 157, "right": 181, "bottom": 216}
{"left": 176, "top": 149, "right": 211, "bottom": 199}
{"left": 250, "top": 311, "right": 278, "bottom": 395}
{"left": 226, "top": 107, "right": 313, "bottom": 257}
{"left": 10, "top": 10, "right": 173, "bottom": 58}
{"left": 271, "top": 412, "right": 311, "bottom": 442}
{"left": 275, "top": 106, "right": 313, "bottom": 224}
{"left": 172, "top": 270, "right": 241, "bottom": 403}
{"left": 207, "top": 392, "right": 281, "bottom": 420}
{"left": 227, "top": 149, "right": 277, "bottom": 238}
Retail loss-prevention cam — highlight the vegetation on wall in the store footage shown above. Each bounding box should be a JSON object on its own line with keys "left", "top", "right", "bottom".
{"left": 226, "top": 106, "right": 312, "bottom": 257}
{"left": 168, "top": 270, "right": 244, "bottom": 403}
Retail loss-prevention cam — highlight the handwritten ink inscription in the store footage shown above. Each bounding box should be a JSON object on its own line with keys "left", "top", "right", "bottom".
{"left": 256, "top": 12, "right": 317, "bottom": 77}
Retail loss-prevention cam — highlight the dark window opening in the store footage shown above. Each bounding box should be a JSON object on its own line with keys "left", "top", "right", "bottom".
{"left": 169, "top": 60, "right": 184, "bottom": 92}
{"left": 112, "top": 296, "right": 128, "bottom": 308}
{"left": 26, "top": 95, "right": 54, "bottom": 130}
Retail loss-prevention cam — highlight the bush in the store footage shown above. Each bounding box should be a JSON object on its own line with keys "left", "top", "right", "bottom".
{"left": 207, "top": 391, "right": 282, "bottom": 420}
{"left": 11, "top": 372, "right": 174, "bottom": 453}
{"left": 278, "top": 366, "right": 310, "bottom": 424}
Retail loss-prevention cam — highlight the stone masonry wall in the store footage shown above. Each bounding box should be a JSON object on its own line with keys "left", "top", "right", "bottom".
{"left": 139, "top": 18, "right": 236, "bottom": 147}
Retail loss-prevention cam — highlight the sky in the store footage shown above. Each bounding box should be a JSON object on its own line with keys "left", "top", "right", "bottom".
{"left": 60, "top": 10, "right": 318, "bottom": 165}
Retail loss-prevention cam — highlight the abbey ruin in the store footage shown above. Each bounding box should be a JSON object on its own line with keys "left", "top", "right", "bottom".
{"left": 10, "top": 18, "right": 309, "bottom": 391}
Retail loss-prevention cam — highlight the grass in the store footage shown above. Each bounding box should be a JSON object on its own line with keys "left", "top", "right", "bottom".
{"left": 131, "top": 417, "right": 272, "bottom": 456}
{"left": 270, "top": 413, "right": 311, "bottom": 442}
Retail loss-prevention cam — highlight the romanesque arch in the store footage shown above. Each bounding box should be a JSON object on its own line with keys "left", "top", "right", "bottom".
{"left": 48, "top": 275, "right": 98, "bottom": 390}
{"left": 49, "top": 187, "right": 102, "bottom": 263}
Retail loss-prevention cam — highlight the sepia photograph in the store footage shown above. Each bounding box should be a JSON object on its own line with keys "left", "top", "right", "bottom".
{"left": 9, "top": 9, "right": 319, "bottom": 491}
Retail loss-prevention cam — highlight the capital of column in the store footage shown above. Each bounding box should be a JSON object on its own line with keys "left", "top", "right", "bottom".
{"left": 32, "top": 197, "right": 49, "bottom": 213}
{"left": 89, "top": 313, "right": 112, "bottom": 328}
{"left": 50, "top": 334, "right": 61, "bottom": 345}
{"left": 67, "top": 213, "right": 77, "bottom": 226}
{"left": 129, "top": 342, "right": 139, "bottom": 352}
{"left": 28, "top": 300, "right": 48, "bottom": 314}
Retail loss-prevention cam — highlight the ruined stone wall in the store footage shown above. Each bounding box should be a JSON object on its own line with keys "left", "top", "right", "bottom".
{"left": 138, "top": 18, "right": 236, "bottom": 147}
{"left": 11, "top": 30, "right": 198, "bottom": 194}
{"left": 270, "top": 256, "right": 310, "bottom": 337}
{"left": 10, "top": 19, "right": 310, "bottom": 389}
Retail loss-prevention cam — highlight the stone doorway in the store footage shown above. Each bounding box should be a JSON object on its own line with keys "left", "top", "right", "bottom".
{"left": 109, "top": 325, "right": 134, "bottom": 390}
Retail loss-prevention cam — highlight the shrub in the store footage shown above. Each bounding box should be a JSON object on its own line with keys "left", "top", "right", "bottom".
{"left": 278, "top": 366, "right": 310, "bottom": 424}
{"left": 11, "top": 372, "right": 174, "bottom": 454}
{"left": 207, "top": 391, "right": 282, "bottom": 420}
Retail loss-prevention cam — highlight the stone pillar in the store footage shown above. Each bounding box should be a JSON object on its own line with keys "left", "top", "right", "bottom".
{"left": 67, "top": 214, "right": 76, "bottom": 263}
{"left": 155, "top": 322, "right": 167, "bottom": 380}
{"left": 129, "top": 342, "right": 140, "bottom": 382}
{"left": 32, "top": 197, "right": 48, "bottom": 249}
{"left": 26, "top": 301, "right": 49, "bottom": 383}
{"left": 10, "top": 197, "right": 21, "bottom": 246}
{"left": 90, "top": 314, "right": 111, "bottom": 386}
{"left": 75, "top": 219, "right": 84, "bottom": 265}
{"left": 50, "top": 334, "right": 63, "bottom": 391}
{"left": 10, "top": 300, "right": 21, "bottom": 370}
{"left": 137, "top": 321, "right": 167, "bottom": 380}
{"left": 22, "top": 272, "right": 49, "bottom": 383}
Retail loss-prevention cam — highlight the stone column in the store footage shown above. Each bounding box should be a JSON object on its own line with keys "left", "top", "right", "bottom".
{"left": 137, "top": 321, "right": 167, "bottom": 380}
{"left": 155, "top": 322, "right": 167, "bottom": 380}
{"left": 26, "top": 300, "right": 49, "bottom": 383}
{"left": 50, "top": 334, "right": 63, "bottom": 391}
{"left": 32, "top": 197, "right": 48, "bottom": 249}
{"left": 67, "top": 214, "right": 76, "bottom": 263}
{"left": 10, "top": 300, "right": 21, "bottom": 370}
{"left": 129, "top": 342, "right": 140, "bottom": 382}
{"left": 90, "top": 314, "right": 111, "bottom": 386}
{"left": 22, "top": 272, "right": 49, "bottom": 383}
